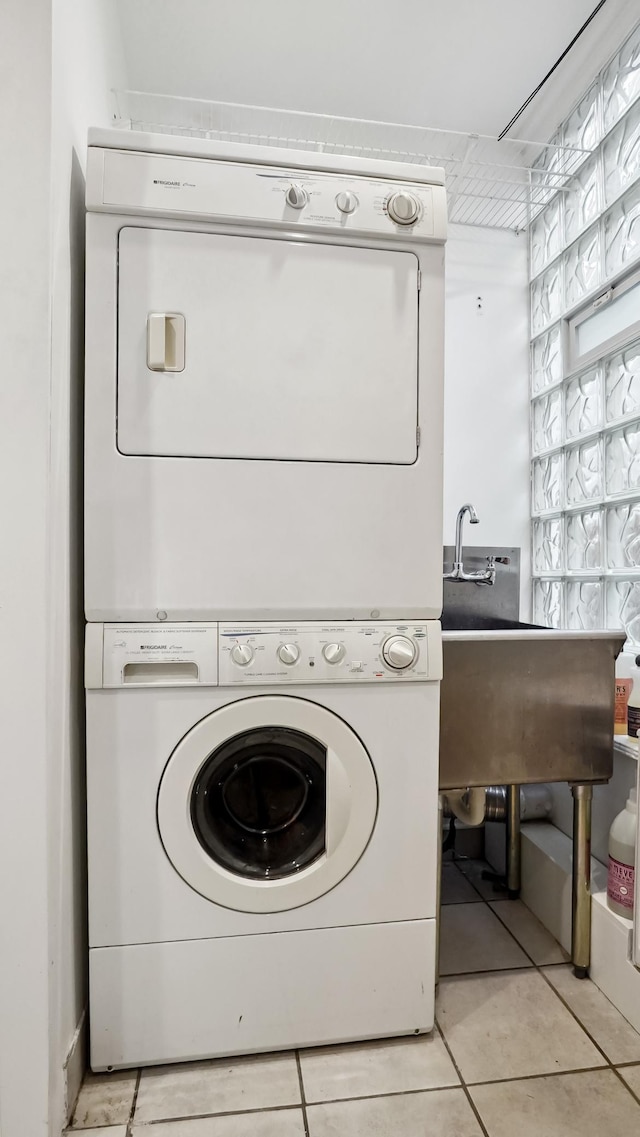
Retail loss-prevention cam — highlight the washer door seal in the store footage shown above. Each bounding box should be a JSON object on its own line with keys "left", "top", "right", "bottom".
{"left": 157, "top": 695, "right": 378, "bottom": 913}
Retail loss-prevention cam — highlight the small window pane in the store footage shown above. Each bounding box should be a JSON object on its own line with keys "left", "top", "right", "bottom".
{"left": 531, "top": 325, "right": 563, "bottom": 394}
{"left": 533, "top": 453, "right": 563, "bottom": 512}
{"left": 532, "top": 131, "right": 565, "bottom": 178}
{"left": 530, "top": 197, "right": 563, "bottom": 276}
{"left": 607, "top": 580, "right": 640, "bottom": 643}
{"left": 532, "top": 388, "right": 563, "bottom": 452}
{"left": 605, "top": 338, "right": 640, "bottom": 422}
{"left": 533, "top": 578, "right": 563, "bottom": 627}
{"left": 563, "top": 83, "right": 601, "bottom": 152}
{"left": 531, "top": 261, "right": 563, "bottom": 334}
{"left": 603, "top": 99, "right": 640, "bottom": 207}
{"left": 603, "top": 182, "right": 640, "bottom": 279}
{"left": 564, "top": 154, "right": 601, "bottom": 245}
{"left": 567, "top": 509, "right": 602, "bottom": 570}
{"left": 566, "top": 580, "right": 603, "bottom": 629}
{"left": 602, "top": 23, "right": 640, "bottom": 132}
{"left": 564, "top": 226, "right": 602, "bottom": 310}
{"left": 533, "top": 517, "right": 563, "bottom": 573}
{"left": 605, "top": 421, "right": 640, "bottom": 495}
{"left": 606, "top": 502, "right": 640, "bottom": 568}
{"left": 565, "top": 368, "right": 601, "bottom": 437}
{"left": 565, "top": 438, "right": 602, "bottom": 505}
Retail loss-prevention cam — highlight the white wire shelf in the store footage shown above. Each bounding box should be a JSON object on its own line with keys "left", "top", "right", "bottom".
{"left": 112, "top": 90, "right": 591, "bottom": 232}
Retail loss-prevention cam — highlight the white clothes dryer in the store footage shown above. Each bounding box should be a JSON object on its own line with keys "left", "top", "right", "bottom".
{"left": 85, "top": 620, "right": 442, "bottom": 1070}
{"left": 84, "top": 130, "right": 447, "bottom": 623}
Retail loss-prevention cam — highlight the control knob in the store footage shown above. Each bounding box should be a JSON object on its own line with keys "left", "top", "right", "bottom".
{"left": 336, "top": 191, "right": 358, "bottom": 214}
{"left": 386, "top": 191, "right": 420, "bottom": 226}
{"left": 322, "top": 642, "right": 346, "bottom": 664}
{"left": 278, "top": 643, "right": 300, "bottom": 666}
{"left": 382, "top": 635, "right": 417, "bottom": 670}
{"left": 231, "top": 643, "right": 254, "bottom": 667}
{"left": 285, "top": 184, "right": 309, "bottom": 209}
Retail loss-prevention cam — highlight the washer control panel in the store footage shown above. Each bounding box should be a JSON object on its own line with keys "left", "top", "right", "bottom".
{"left": 88, "top": 621, "right": 442, "bottom": 688}
{"left": 218, "top": 622, "right": 441, "bottom": 685}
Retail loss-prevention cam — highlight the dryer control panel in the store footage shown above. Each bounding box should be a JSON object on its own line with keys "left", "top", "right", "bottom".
{"left": 218, "top": 622, "right": 442, "bottom": 685}
{"left": 87, "top": 147, "right": 447, "bottom": 243}
{"left": 86, "top": 621, "right": 442, "bottom": 688}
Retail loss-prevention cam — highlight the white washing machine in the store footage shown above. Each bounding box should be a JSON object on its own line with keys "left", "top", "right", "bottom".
{"left": 84, "top": 130, "right": 447, "bottom": 623}
{"left": 85, "top": 619, "right": 442, "bottom": 1070}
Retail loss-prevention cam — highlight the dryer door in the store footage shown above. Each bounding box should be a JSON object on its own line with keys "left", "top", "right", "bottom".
{"left": 117, "top": 226, "right": 419, "bottom": 464}
{"left": 157, "top": 695, "right": 378, "bottom": 913}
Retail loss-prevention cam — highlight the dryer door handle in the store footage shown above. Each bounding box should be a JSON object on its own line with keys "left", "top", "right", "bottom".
{"left": 325, "top": 748, "right": 352, "bottom": 855}
{"left": 147, "top": 312, "right": 186, "bottom": 372}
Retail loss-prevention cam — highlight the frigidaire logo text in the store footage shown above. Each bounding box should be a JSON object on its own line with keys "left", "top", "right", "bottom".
{"left": 153, "top": 179, "right": 180, "bottom": 186}
{"left": 141, "top": 644, "right": 166, "bottom": 649}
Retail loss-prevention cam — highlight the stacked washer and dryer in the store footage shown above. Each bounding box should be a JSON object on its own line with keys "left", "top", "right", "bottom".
{"left": 84, "top": 128, "right": 447, "bottom": 1071}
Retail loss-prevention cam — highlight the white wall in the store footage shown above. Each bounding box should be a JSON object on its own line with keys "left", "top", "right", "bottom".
{"left": 444, "top": 225, "right": 531, "bottom": 617}
{"left": 1, "top": 4, "right": 126, "bottom": 1136}
{"left": 49, "top": 1, "right": 127, "bottom": 1128}
{"left": 0, "top": 3, "right": 54, "bottom": 1135}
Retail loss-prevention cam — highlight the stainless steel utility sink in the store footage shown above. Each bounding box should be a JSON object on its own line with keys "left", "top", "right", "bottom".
{"left": 440, "top": 616, "right": 625, "bottom": 790}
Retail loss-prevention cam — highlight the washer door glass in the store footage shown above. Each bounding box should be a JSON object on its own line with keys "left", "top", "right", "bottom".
{"left": 191, "top": 727, "right": 326, "bottom": 879}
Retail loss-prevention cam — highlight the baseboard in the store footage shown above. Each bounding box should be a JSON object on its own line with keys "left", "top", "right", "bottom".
{"left": 64, "top": 1007, "right": 87, "bottom": 1124}
{"left": 521, "top": 823, "right": 640, "bottom": 1034}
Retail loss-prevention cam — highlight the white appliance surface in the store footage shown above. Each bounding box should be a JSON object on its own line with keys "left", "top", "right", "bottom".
{"left": 86, "top": 620, "right": 441, "bottom": 1068}
{"left": 118, "top": 228, "right": 419, "bottom": 463}
{"left": 91, "top": 921, "right": 435, "bottom": 1069}
{"left": 85, "top": 132, "right": 446, "bottom": 622}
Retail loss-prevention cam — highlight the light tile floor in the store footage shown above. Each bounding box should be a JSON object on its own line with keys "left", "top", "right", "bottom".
{"left": 67, "top": 859, "right": 640, "bottom": 1136}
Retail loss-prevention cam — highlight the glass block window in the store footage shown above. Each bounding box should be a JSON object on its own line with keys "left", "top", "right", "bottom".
{"left": 530, "top": 20, "right": 640, "bottom": 643}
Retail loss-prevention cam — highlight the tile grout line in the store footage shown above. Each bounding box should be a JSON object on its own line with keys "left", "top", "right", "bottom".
{"left": 132, "top": 1103, "right": 305, "bottom": 1126}
{"left": 446, "top": 860, "right": 640, "bottom": 1105}
{"left": 486, "top": 894, "right": 563, "bottom": 969}
{"left": 611, "top": 1064, "right": 640, "bottom": 1106}
{"left": 434, "top": 1017, "right": 491, "bottom": 1137}
{"left": 463, "top": 865, "right": 618, "bottom": 1072}
{"left": 441, "top": 861, "right": 624, "bottom": 1088}
{"left": 120, "top": 1062, "right": 640, "bottom": 1124}
{"left": 125, "top": 1068, "right": 141, "bottom": 1136}
{"left": 450, "top": 858, "right": 508, "bottom": 904}
{"left": 295, "top": 1050, "right": 311, "bottom": 1137}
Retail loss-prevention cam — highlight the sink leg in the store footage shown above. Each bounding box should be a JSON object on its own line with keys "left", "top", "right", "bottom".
{"left": 506, "top": 784, "right": 521, "bottom": 899}
{"left": 571, "top": 783, "right": 593, "bottom": 979}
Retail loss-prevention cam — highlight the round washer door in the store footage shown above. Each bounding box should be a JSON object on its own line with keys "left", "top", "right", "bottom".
{"left": 157, "top": 695, "right": 378, "bottom": 913}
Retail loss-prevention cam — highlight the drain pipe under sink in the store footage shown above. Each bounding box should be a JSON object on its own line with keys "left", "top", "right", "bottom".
{"left": 442, "top": 784, "right": 553, "bottom": 825}
{"left": 442, "top": 784, "right": 553, "bottom": 899}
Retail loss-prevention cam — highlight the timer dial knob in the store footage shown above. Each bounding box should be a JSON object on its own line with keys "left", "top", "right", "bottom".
{"left": 323, "top": 642, "right": 346, "bottom": 664}
{"left": 278, "top": 643, "right": 300, "bottom": 666}
{"left": 285, "top": 184, "right": 309, "bottom": 209}
{"left": 231, "top": 643, "right": 254, "bottom": 667}
{"left": 382, "top": 635, "right": 417, "bottom": 670}
{"left": 336, "top": 190, "right": 358, "bottom": 214}
{"left": 386, "top": 191, "right": 420, "bottom": 226}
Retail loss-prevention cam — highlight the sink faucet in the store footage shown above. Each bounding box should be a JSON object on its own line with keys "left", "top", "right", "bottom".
{"left": 443, "top": 503, "right": 496, "bottom": 585}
